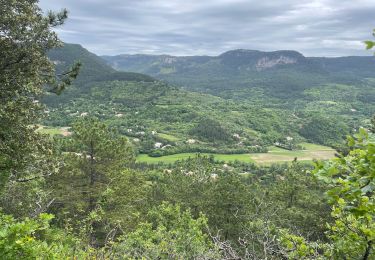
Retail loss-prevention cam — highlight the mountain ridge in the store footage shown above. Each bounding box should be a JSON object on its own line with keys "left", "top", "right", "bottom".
{"left": 101, "top": 49, "right": 375, "bottom": 99}
{"left": 102, "top": 49, "right": 375, "bottom": 73}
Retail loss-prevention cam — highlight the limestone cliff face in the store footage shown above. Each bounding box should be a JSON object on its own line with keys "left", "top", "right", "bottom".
{"left": 255, "top": 56, "right": 297, "bottom": 71}
{"left": 162, "top": 57, "right": 177, "bottom": 64}
{"left": 103, "top": 49, "right": 331, "bottom": 77}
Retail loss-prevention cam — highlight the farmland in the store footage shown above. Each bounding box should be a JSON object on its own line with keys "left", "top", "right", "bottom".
{"left": 136, "top": 143, "right": 336, "bottom": 164}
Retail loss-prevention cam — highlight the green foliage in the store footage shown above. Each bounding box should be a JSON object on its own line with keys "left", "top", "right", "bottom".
{"left": 95, "top": 71, "right": 155, "bottom": 83}
{"left": 278, "top": 229, "right": 325, "bottom": 259}
{"left": 313, "top": 128, "right": 374, "bottom": 259}
{"left": 267, "top": 161, "right": 331, "bottom": 239}
{"left": 280, "top": 130, "right": 374, "bottom": 259}
{"left": 0, "top": 213, "right": 53, "bottom": 259}
{"left": 0, "top": 0, "right": 79, "bottom": 192}
{"left": 300, "top": 115, "right": 349, "bottom": 146}
{"left": 150, "top": 156, "right": 252, "bottom": 242}
{"left": 113, "top": 202, "right": 219, "bottom": 259}
{"left": 50, "top": 117, "right": 137, "bottom": 245}
{"left": 189, "top": 118, "right": 233, "bottom": 143}
{"left": 0, "top": 213, "right": 87, "bottom": 259}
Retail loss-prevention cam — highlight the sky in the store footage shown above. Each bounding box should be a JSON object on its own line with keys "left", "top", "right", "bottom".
{"left": 38, "top": 0, "right": 375, "bottom": 57}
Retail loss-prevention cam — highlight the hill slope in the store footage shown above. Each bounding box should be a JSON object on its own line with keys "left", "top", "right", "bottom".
{"left": 102, "top": 50, "right": 375, "bottom": 100}
{"left": 49, "top": 43, "right": 154, "bottom": 86}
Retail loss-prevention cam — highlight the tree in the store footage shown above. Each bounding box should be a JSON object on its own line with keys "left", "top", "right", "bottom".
{"left": 314, "top": 129, "right": 374, "bottom": 259}
{"left": 113, "top": 203, "right": 219, "bottom": 259}
{"left": 299, "top": 115, "right": 349, "bottom": 147}
{"left": 151, "top": 156, "right": 250, "bottom": 243}
{"left": 203, "top": 170, "right": 249, "bottom": 241}
{"left": 0, "top": 212, "right": 90, "bottom": 259}
{"left": 279, "top": 129, "right": 374, "bottom": 259}
{"left": 189, "top": 118, "right": 232, "bottom": 143}
{"left": 0, "top": 0, "right": 79, "bottom": 193}
{"left": 50, "top": 117, "right": 135, "bottom": 246}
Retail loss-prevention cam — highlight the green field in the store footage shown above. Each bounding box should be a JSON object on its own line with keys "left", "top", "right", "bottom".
{"left": 137, "top": 153, "right": 255, "bottom": 164}
{"left": 136, "top": 143, "right": 336, "bottom": 164}
{"left": 37, "top": 126, "right": 71, "bottom": 136}
{"left": 298, "top": 142, "right": 334, "bottom": 150}
{"left": 157, "top": 133, "right": 180, "bottom": 142}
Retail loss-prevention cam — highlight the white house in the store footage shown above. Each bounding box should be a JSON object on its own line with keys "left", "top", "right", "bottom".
{"left": 154, "top": 142, "right": 163, "bottom": 149}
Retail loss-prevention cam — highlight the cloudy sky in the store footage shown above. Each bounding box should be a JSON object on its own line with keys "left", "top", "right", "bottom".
{"left": 39, "top": 0, "right": 375, "bottom": 57}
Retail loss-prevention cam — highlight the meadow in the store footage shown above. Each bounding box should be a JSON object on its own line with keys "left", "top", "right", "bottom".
{"left": 136, "top": 143, "right": 336, "bottom": 164}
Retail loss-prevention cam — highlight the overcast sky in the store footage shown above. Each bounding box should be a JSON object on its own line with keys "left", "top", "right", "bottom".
{"left": 39, "top": 0, "right": 375, "bottom": 57}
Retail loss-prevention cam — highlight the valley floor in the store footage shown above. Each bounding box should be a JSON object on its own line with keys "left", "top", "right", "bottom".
{"left": 137, "top": 142, "right": 336, "bottom": 165}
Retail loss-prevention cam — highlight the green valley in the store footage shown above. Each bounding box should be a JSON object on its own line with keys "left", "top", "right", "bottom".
{"left": 42, "top": 44, "right": 374, "bottom": 160}
{"left": 1, "top": 1, "right": 375, "bottom": 259}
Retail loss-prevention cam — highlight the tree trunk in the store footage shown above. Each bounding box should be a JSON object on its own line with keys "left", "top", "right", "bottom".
{"left": 363, "top": 240, "right": 372, "bottom": 260}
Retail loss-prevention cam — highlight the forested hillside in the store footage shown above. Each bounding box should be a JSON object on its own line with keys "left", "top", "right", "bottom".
{"left": 1, "top": 1, "right": 374, "bottom": 259}
{"left": 103, "top": 50, "right": 375, "bottom": 81}
{"left": 103, "top": 50, "right": 375, "bottom": 102}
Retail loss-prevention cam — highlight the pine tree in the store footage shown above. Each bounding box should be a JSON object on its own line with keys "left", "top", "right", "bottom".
{"left": 0, "top": 0, "right": 79, "bottom": 188}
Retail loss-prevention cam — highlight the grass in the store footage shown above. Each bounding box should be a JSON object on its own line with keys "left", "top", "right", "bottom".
{"left": 136, "top": 143, "right": 336, "bottom": 165}
{"left": 299, "top": 142, "right": 334, "bottom": 151}
{"left": 37, "top": 126, "right": 71, "bottom": 136}
{"left": 157, "top": 133, "right": 180, "bottom": 142}
{"left": 250, "top": 143, "right": 335, "bottom": 164}
{"left": 37, "top": 127, "right": 63, "bottom": 135}
{"left": 213, "top": 154, "right": 255, "bottom": 163}
{"left": 137, "top": 153, "right": 255, "bottom": 164}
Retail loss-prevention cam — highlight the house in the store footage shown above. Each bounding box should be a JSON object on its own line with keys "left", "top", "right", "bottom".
{"left": 186, "top": 139, "right": 196, "bottom": 144}
{"left": 161, "top": 144, "right": 172, "bottom": 150}
{"left": 154, "top": 142, "right": 163, "bottom": 149}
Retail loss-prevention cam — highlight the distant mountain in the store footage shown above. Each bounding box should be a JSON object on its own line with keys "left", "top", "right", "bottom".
{"left": 103, "top": 49, "right": 375, "bottom": 76}
{"left": 311, "top": 56, "right": 375, "bottom": 78}
{"left": 217, "top": 50, "right": 315, "bottom": 71}
{"left": 49, "top": 43, "right": 115, "bottom": 83}
{"left": 49, "top": 43, "right": 154, "bottom": 86}
{"left": 102, "top": 50, "right": 375, "bottom": 99}
{"left": 102, "top": 49, "right": 322, "bottom": 75}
